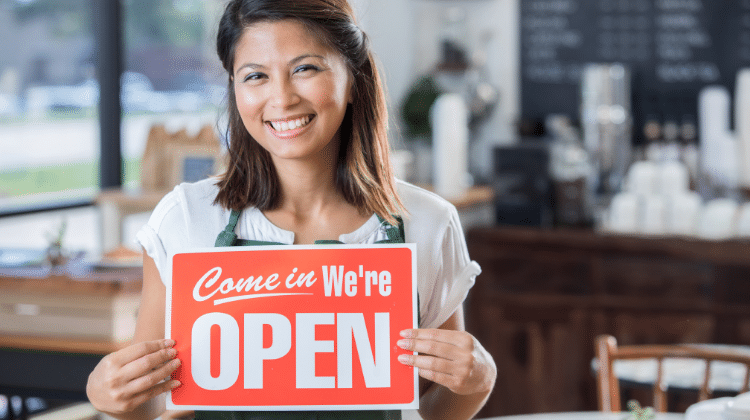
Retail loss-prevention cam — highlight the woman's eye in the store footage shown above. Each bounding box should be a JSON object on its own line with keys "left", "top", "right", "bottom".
{"left": 243, "top": 72, "right": 265, "bottom": 82}
{"left": 294, "top": 64, "right": 319, "bottom": 74}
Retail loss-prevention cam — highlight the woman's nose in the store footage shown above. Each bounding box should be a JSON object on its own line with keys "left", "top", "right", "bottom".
{"left": 269, "top": 78, "right": 300, "bottom": 108}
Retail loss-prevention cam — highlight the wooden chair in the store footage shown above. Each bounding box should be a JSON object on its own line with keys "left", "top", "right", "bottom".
{"left": 596, "top": 334, "right": 750, "bottom": 412}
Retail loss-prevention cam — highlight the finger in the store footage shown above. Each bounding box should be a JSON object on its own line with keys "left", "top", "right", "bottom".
{"left": 397, "top": 337, "right": 466, "bottom": 361}
{"left": 121, "top": 357, "right": 182, "bottom": 398}
{"left": 127, "top": 378, "right": 182, "bottom": 412}
{"left": 400, "top": 329, "right": 474, "bottom": 350}
{"left": 413, "top": 365, "right": 460, "bottom": 392}
{"left": 120, "top": 346, "right": 178, "bottom": 383}
{"left": 111, "top": 339, "right": 175, "bottom": 367}
{"left": 398, "top": 353, "right": 455, "bottom": 376}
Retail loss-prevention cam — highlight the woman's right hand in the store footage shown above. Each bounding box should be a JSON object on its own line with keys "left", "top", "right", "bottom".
{"left": 87, "top": 338, "right": 182, "bottom": 415}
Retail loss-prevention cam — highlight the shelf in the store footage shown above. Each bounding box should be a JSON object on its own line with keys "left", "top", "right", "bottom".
{"left": 0, "top": 334, "right": 124, "bottom": 355}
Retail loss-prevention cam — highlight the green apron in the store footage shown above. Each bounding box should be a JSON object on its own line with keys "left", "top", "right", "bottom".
{"left": 195, "top": 210, "right": 409, "bottom": 420}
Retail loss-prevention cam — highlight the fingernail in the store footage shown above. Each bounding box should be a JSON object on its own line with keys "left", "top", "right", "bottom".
{"left": 171, "top": 380, "right": 181, "bottom": 389}
{"left": 164, "top": 339, "right": 176, "bottom": 347}
{"left": 168, "top": 348, "right": 177, "bottom": 357}
{"left": 397, "top": 339, "right": 410, "bottom": 349}
{"left": 400, "top": 330, "right": 414, "bottom": 338}
{"left": 172, "top": 358, "right": 181, "bottom": 367}
{"left": 398, "top": 354, "right": 411, "bottom": 364}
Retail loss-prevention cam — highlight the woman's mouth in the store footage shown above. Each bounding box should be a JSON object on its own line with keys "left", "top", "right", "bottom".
{"left": 268, "top": 115, "right": 314, "bottom": 132}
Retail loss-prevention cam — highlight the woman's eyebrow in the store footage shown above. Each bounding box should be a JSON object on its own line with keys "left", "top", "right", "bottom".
{"left": 235, "top": 62, "right": 265, "bottom": 73}
{"left": 289, "top": 53, "right": 325, "bottom": 65}
{"left": 235, "top": 54, "right": 326, "bottom": 74}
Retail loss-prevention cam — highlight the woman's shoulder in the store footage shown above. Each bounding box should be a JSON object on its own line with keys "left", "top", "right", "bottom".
{"left": 157, "top": 177, "right": 220, "bottom": 206}
{"left": 148, "top": 177, "right": 225, "bottom": 231}
{"left": 395, "top": 180, "right": 463, "bottom": 246}
{"left": 396, "top": 179, "right": 458, "bottom": 221}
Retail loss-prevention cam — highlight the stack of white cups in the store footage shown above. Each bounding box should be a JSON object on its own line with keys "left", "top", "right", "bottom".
{"left": 608, "top": 160, "right": 700, "bottom": 236}
{"left": 607, "top": 160, "right": 750, "bottom": 239}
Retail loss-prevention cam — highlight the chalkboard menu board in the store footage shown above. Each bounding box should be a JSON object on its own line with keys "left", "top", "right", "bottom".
{"left": 521, "top": 0, "right": 750, "bottom": 143}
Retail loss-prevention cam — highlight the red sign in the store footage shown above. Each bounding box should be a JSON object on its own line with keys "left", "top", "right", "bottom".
{"left": 166, "top": 244, "right": 418, "bottom": 411}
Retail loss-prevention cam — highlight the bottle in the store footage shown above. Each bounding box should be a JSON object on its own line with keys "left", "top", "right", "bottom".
{"left": 679, "top": 116, "right": 700, "bottom": 191}
{"left": 661, "top": 119, "right": 681, "bottom": 162}
{"left": 643, "top": 117, "right": 663, "bottom": 162}
{"left": 549, "top": 116, "right": 594, "bottom": 226}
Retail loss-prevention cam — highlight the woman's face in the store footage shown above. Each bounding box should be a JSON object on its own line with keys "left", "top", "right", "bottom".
{"left": 233, "top": 19, "right": 352, "bottom": 166}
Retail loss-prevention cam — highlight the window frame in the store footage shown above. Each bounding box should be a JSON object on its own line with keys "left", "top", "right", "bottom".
{"left": 0, "top": 0, "right": 122, "bottom": 218}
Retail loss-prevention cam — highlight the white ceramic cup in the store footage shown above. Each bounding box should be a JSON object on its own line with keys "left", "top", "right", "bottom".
{"left": 609, "top": 193, "right": 639, "bottom": 234}
{"left": 697, "top": 199, "right": 739, "bottom": 240}
{"left": 658, "top": 161, "right": 690, "bottom": 195}
{"left": 665, "top": 192, "right": 702, "bottom": 236}
{"left": 627, "top": 161, "right": 659, "bottom": 196}
{"left": 735, "top": 203, "right": 750, "bottom": 238}
{"left": 641, "top": 194, "right": 666, "bottom": 235}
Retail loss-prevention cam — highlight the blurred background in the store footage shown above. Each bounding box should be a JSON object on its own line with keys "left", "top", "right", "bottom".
{"left": 5, "top": 0, "right": 750, "bottom": 245}
{"left": 0, "top": 0, "right": 225, "bottom": 214}
{"left": 3, "top": 0, "right": 750, "bottom": 419}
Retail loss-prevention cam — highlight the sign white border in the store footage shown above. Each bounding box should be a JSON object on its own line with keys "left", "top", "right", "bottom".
{"left": 166, "top": 243, "right": 419, "bottom": 412}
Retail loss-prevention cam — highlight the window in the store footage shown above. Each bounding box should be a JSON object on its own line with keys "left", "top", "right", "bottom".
{"left": 121, "top": 0, "right": 226, "bottom": 190}
{"left": 0, "top": 0, "right": 227, "bottom": 215}
{"left": 0, "top": 0, "right": 100, "bottom": 213}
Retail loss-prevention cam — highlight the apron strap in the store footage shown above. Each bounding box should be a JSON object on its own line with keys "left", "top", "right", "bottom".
{"left": 218, "top": 211, "right": 405, "bottom": 247}
{"left": 314, "top": 239, "right": 346, "bottom": 245}
{"left": 375, "top": 215, "right": 405, "bottom": 244}
{"left": 214, "top": 209, "right": 242, "bottom": 247}
{"left": 236, "top": 239, "right": 286, "bottom": 246}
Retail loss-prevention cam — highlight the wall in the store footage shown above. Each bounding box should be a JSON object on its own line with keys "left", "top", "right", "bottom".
{"left": 352, "top": 0, "right": 521, "bottom": 181}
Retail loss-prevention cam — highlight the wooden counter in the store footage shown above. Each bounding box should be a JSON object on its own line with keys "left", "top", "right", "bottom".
{"left": 0, "top": 266, "right": 141, "bottom": 400}
{"left": 464, "top": 226, "right": 750, "bottom": 417}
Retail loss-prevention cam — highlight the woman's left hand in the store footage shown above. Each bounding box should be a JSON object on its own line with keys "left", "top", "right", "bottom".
{"left": 396, "top": 328, "right": 496, "bottom": 396}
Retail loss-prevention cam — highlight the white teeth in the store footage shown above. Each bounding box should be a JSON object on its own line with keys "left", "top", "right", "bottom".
{"left": 270, "top": 116, "right": 311, "bottom": 132}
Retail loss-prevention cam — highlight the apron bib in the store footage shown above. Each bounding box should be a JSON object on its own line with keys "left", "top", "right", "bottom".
{"left": 195, "top": 210, "right": 409, "bottom": 420}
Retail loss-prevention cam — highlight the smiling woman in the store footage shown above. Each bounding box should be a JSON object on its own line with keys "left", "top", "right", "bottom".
{"left": 212, "top": 0, "right": 402, "bottom": 231}
{"left": 85, "top": 1, "right": 495, "bottom": 420}
{"left": 231, "top": 20, "right": 353, "bottom": 167}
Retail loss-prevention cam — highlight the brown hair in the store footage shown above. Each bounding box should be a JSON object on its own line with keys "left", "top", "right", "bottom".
{"left": 213, "top": 0, "right": 403, "bottom": 225}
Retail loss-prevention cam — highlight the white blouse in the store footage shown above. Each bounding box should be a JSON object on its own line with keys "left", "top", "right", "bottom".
{"left": 136, "top": 178, "right": 480, "bottom": 331}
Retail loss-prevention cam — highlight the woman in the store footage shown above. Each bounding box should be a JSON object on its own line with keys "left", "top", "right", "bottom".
{"left": 86, "top": 1, "right": 496, "bottom": 419}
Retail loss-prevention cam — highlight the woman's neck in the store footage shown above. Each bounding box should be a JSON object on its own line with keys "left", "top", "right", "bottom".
{"left": 264, "top": 158, "right": 369, "bottom": 244}
{"left": 273, "top": 157, "right": 340, "bottom": 214}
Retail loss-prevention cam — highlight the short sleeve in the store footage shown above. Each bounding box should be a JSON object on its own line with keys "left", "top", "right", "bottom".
{"left": 419, "top": 206, "right": 481, "bottom": 329}
{"left": 135, "top": 188, "right": 184, "bottom": 286}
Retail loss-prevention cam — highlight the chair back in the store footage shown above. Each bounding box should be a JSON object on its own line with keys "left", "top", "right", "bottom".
{"left": 596, "top": 334, "right": 750, "bottom": 412}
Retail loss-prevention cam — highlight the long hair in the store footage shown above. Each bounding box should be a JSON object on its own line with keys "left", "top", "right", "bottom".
{"left": 213, "top": 0, "right": 403, "bottom": 226}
